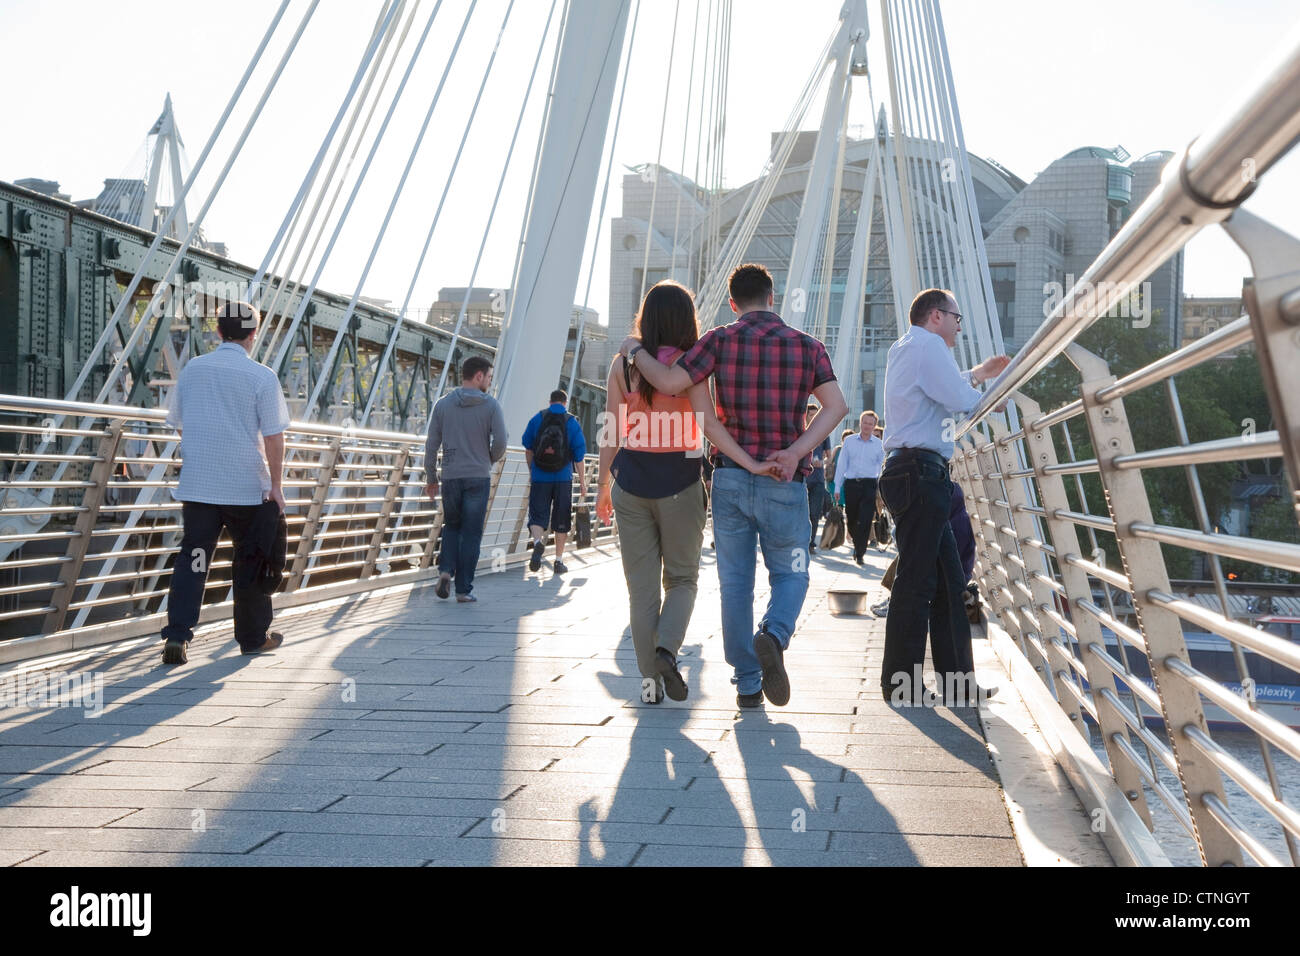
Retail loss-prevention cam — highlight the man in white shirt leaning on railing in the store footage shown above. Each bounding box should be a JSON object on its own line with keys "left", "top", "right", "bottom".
{"left": 878, "top": 288, "right": 1008, "bottom": 707}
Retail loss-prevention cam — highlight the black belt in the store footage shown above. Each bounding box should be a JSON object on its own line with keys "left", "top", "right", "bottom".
{"left": 843, "top": 476, "right": 878, "bottom": 482}
{"left": 885, "top": 447, "right": 950, "bottom": 469}
{"left": 714, "top": 454, "right": 743, "bottom": 469}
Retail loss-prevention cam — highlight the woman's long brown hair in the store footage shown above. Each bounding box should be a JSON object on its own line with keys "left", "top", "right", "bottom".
{"left": 632, "top": 280, "right": 699, "bottom": 406}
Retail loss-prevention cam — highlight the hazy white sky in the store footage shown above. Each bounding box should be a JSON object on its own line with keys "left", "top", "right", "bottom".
{"left": 3, "top": 0, "right": 1298, "bottom": 325}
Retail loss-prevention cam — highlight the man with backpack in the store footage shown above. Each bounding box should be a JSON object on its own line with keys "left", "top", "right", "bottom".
{"left": 522, "top": 389, "right": 587, "bottom": 574}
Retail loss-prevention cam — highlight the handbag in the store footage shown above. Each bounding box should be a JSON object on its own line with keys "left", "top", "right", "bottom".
{"left": 574, "top": 505, "right": 593, "bottom": 548}
{"left": 819, "top": 504, "right": 845, "bottom": 550}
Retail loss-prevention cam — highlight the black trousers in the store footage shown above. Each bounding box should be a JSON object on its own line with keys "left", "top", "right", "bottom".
{"left": 843, "top": 477, "right": 878, "bottom": 559}
{"left": 877, "top": 455, "right": 974, "bottom": 700}
{"left": 162, "top": 501, "right": 273, "bottom": 651}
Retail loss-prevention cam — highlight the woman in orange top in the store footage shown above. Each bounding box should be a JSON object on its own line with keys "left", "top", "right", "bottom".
{"left": 596, "top": 281, "right": 777, "bottom": 705}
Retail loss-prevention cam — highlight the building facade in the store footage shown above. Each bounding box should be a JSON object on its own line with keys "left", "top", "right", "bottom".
{"left": 611, "top": 139, "right": 1186, "bottom": 416}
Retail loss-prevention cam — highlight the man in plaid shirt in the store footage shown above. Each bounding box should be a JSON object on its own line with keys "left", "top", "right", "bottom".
{"left": 620, "top": 264, "right": 848, "bottom": 708}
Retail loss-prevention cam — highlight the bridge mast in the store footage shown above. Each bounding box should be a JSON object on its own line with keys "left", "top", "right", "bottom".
{"left": 493, "top": 0, "right": 632, "bottom": 436}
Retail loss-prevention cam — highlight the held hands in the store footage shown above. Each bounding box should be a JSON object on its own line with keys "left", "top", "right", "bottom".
{"left": 763, "top": 447, "right": 800, "bottom": 482}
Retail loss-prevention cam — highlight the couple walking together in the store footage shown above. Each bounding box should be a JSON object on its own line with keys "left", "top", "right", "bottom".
{"left": 597, "top": 264, "right": 849, "bottom": 707}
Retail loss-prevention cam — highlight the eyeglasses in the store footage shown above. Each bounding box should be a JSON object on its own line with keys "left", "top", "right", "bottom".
{"left": 937, "top": 308, "right": 962, "bottom": 323}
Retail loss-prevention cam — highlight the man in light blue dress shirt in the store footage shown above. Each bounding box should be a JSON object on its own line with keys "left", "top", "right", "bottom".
{"left": 878, "top": 289, "right": 1008, "bottom": 705}
{"left": 833, "top": 410, "right": 886, "bottom": 564}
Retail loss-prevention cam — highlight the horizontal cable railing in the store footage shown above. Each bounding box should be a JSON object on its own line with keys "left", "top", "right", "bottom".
{"left": 0, "top": 394, "right": 610, "bottom": 649}
{"left": 945, "top": 26, "right": 1300, "bottom": 868}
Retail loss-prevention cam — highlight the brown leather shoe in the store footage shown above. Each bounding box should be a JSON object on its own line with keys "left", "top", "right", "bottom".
{"left": 242, "top": 632, "right": 284, "bottom": 656}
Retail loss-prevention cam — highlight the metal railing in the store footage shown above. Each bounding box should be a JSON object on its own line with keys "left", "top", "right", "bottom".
{"left": 0, "top": 393, "right": 609, "bottom": 657}
{"left": 952, "top": 30, "right": 1300, "bottom": 867}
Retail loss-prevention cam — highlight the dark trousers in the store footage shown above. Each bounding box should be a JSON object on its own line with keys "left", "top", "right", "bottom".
{"left": 806, "top": 477, "right": 827, "bottom": 545}
{"left": 877, "top": 456, "right": 974, "bottom": 699}
{"left": 843, "top": 477, "right": 878, "bottom": 559}
{"left": 439, "top": 476, "right": 491, "bottom": 596}
{"left": 163, "top": 501, "right": 273, "bottom": 651}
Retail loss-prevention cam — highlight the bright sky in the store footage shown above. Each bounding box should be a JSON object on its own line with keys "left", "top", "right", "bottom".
{"left": 3, "top": 0, "right": 1298, "bottom": 325}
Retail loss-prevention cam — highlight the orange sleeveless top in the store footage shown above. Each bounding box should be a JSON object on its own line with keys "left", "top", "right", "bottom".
{"left": 619, "top": 347, "right": 701, "bottom": 453}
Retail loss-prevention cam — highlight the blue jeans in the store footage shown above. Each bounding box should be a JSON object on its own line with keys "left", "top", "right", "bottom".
{"left": 438, "top": 477, "right": 490, "bottom": 596}
{"left": 877, "top": 455, "right": 973, "bottom": 699}
{"left": 711, "top": 468, "right": 811, "bottom": 696}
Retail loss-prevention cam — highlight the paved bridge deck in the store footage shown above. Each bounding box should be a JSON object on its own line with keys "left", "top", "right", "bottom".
{"left": 0, "top": 542, "right": 1101, "bottom": 866}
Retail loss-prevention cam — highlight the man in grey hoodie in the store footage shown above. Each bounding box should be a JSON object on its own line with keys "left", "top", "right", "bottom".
{"left": 425, "top": 356, "right": 508, "bottom": 602}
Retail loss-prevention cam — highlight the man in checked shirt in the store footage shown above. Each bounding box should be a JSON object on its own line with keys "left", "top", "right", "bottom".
{"left": 621, "top": 264, "right": 849, "bottom": 709}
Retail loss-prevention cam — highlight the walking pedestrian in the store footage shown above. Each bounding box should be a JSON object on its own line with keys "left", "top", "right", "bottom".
{"left": 425, "top": 356, "right": 508, "bottom": 603}
{"left": 161, "top": 301, "right": 291, "bottom": 665}
{"left": 620, "top": 263, "right": 848, "bottom": 709}
{"left": 522, "top": 389, "right": 587, "bottom": 575}
{"left": 596, "top": 280, "right": 777, "bottom": 704}
{"left": 805, "top": 402, "right": 833, "bottom": 553}
{"left": 832, "top": 410, "right": 885, "bottom": 565}
{"left": 878, "top": 288, "right": 1008, "bottom": 705}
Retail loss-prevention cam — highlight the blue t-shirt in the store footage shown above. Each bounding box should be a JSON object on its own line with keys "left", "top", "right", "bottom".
{"left": 522, "top": 403, "right": 587, "bottom": 483}
{"left": 807, "top": 437, "right": 832, "bottom": 484}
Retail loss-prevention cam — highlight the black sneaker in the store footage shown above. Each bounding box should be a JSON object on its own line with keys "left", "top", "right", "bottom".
{"left": 529, "top": 540, "right": 544, "bottom": 571}
{"left": 553, "top": 560, "right": 568, "bottom": 574}
{"left": 753, "top": 628, "right": 790, "bottom": 706}
{"left": 737, "top": 690, "right": 764, "bottom": 708}
{"left": 655, "top": 648, "right": 688, "bottom": 701}
{"left": 162, "top": 639, "right": 188, "bottom": 665}
{"left": 436, "top": 573, "right": 451, "bottom": 599}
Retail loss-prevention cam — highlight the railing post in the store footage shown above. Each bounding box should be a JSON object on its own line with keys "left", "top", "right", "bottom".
{"left": 361, "top": 445, "right": 409, "bottom": 579}
{"left": 1069, "top": 343, "right": 1241, "bottom": 866}
{"left": 43, "top": 421, "right": 123, "bottom": 635}
{"left": 1012, "top": 392, "right": 1156, "bottom": 833}
{"left": 287, "top": 436, "right": 341, "bottom": 591}
{"left": 419, "top": 450, "right": 442, "bottom": 572}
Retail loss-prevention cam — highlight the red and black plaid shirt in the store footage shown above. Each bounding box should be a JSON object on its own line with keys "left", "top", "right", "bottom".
{"left": 677, "top": 311, "right": 837, "bottom": 477}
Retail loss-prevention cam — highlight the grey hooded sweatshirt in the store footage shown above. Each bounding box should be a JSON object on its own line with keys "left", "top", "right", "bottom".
{"left": 426, "top": 387, "right": 508, "bottom": 482}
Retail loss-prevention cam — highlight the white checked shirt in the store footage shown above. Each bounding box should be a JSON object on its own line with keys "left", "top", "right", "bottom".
{"left": 833, "top": 433, "right": 885, "bottom": 497}
{"left": 165, "top": 342, "right": 291, "bottom": 505}
{"left": 882, "top": 324, "right": 982, "bottom": 460}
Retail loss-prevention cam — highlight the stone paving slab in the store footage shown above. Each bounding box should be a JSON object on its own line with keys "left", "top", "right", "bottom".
{"left": 0, "top": 544, "right": 1030, "bottom": 866}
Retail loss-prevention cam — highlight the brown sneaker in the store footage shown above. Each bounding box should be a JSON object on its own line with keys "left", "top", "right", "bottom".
{"left": 242, "top": 632, "right": 284, "bottom": 656}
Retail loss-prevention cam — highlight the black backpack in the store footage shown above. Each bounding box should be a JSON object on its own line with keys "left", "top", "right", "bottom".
{"left": 533, "top": 410, "right": 571, "bottom": 472}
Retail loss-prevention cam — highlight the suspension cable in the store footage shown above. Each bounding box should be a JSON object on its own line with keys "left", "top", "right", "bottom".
{"left": 255, "top": 1, "right": 417, "bottom": 364}
{"left": 303, "top": 0, "right": 471, "bottom": 418}
{"left": 269, "top": 0, "right": 463, "bottom": 382}
{"left": 637, "top": 0, "right": 683, "bottom": 305}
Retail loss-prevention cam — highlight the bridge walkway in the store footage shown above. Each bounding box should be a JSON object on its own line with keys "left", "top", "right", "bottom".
{"left": 0, "top": 541, "right": 1107, "bottom": 866}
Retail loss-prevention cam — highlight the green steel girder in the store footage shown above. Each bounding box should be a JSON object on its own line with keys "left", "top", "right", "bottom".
{"left": 2, "top": 181, "right": 607, "bottom": 431}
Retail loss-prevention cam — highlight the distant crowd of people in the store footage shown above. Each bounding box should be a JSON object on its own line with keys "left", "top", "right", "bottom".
{"left": 160, "top": 267, "right": 1008, "bottom": 709}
